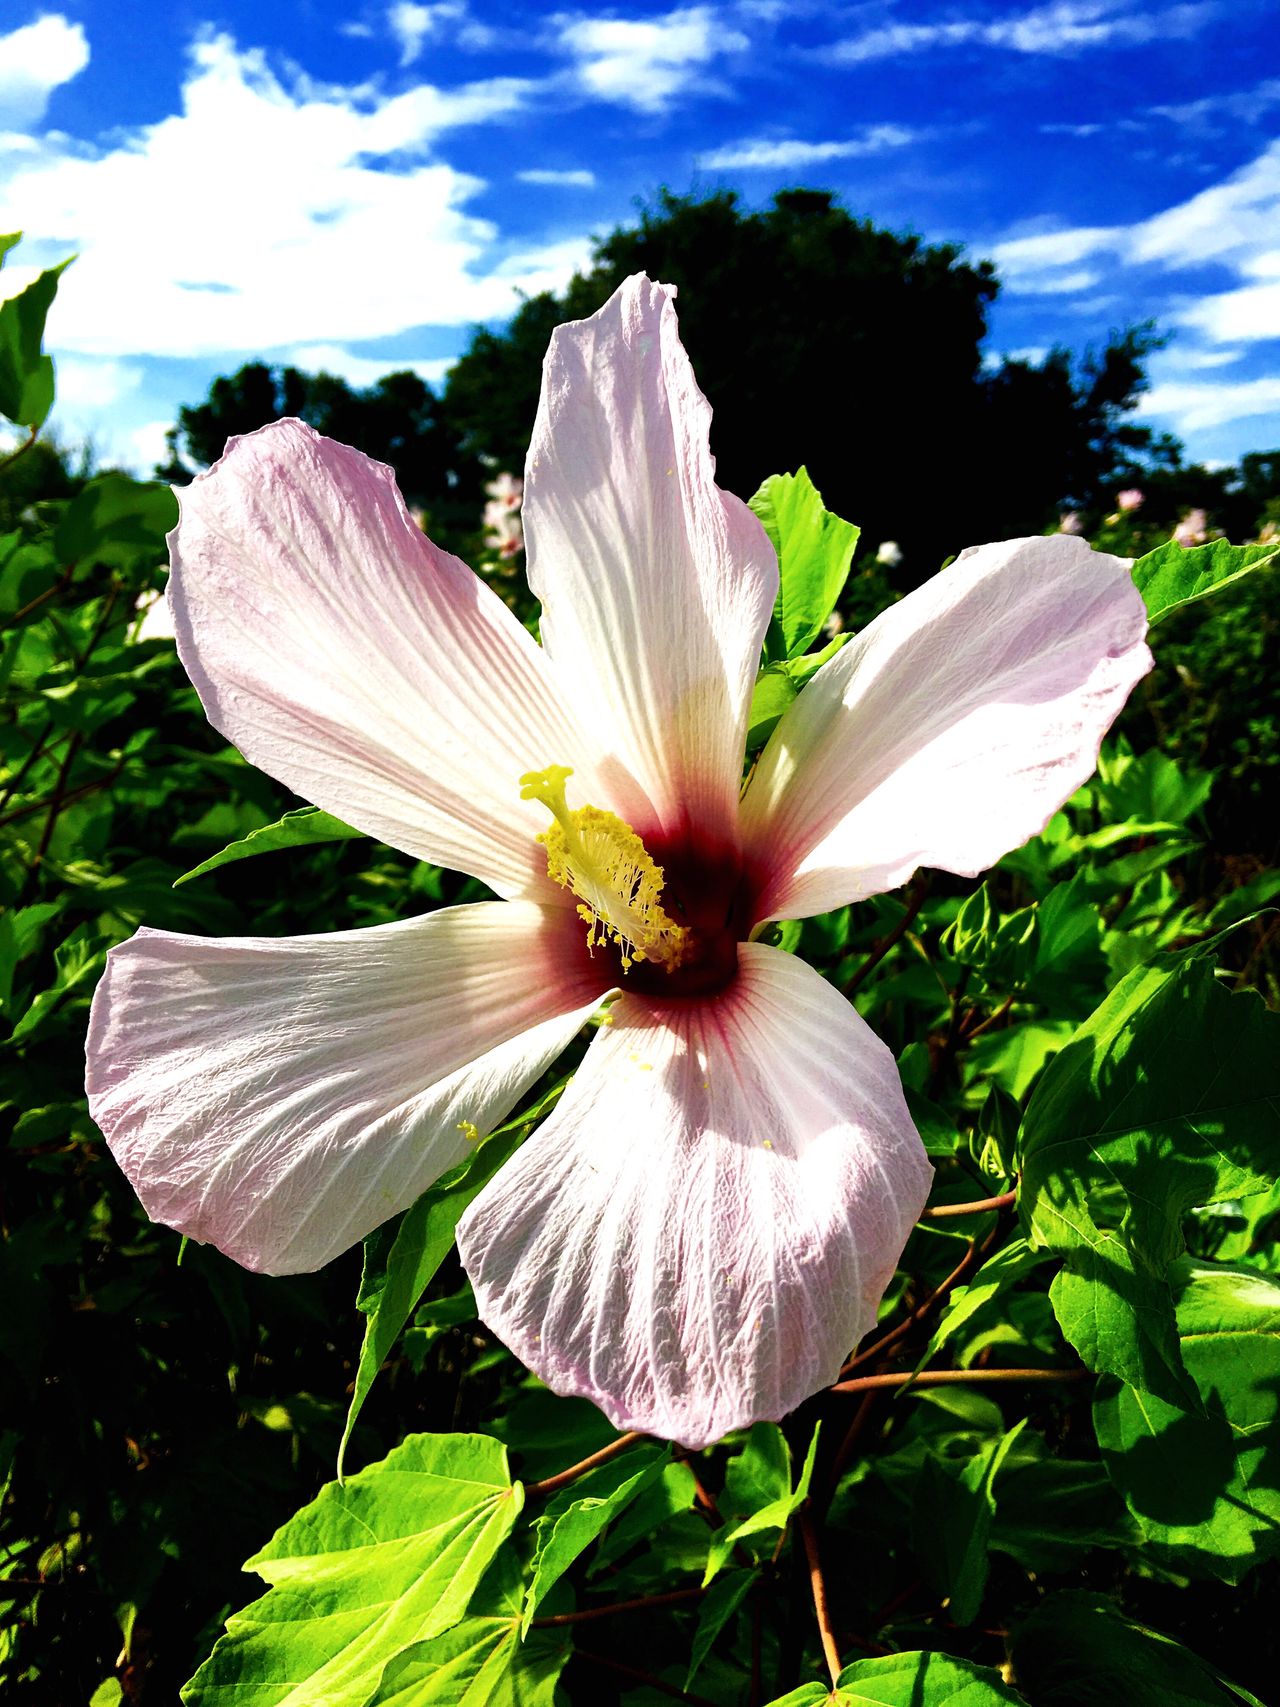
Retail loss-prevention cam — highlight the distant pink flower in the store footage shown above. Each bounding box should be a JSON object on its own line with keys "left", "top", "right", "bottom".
{"left": 1173, "top": 508, "right": 1208, "bottom": 547}
{"left": 483, "top": 471, "right": 525, "bottom": 560}
{"left": 1057, "top": 511, "right": 1085, "bottom": 536}
{"left": 85, "top": 277, "right": 1152, "bottom": 1447}
{"left": 1116, "top": 488, "right": 1144, "bottom": 512}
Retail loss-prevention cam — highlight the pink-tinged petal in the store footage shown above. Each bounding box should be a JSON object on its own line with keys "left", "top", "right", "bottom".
{"left": 457, "top": 944, "right": 930, "bottom": 1447}
{"left": 525, "top": 275, "right": 778, "bottom": 845}
{"left": 741, "top": 535, "right": 1152, "bottom": 921}
{"left": 170, "top": 419, "right": 610, "bottom": 899}
{"left": 86, "top": 902, "right": 606, "bottom": 1274}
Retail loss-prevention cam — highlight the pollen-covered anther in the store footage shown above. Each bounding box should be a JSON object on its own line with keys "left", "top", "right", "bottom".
{"left": 520, "top": 766, "right": 688, "bottom": 971}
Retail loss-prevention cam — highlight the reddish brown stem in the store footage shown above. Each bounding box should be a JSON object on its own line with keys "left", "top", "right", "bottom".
{"left": 832, "top": 1366, "right": 1089, "bottom": 1397}
{"left": 523, "top": 1430, "right": 648, "bottom": 1499}
{"left": 843, "top": 875, "right": 928, "bottom": 995}
{"left": 797, "top": 1506, "right": 842, "bottom": 1689}
{"left": 923, "top": 1189, "right": 1017, "bottom": 1219}
{"left": 840, "top": 1231, "right": 991, "bottom": 1378}
{"left": 962, "top": 992, "right": 1015, "bottom": 1040}
{"left": 530, "top": 1586, "right": 704, "bottom": 1626}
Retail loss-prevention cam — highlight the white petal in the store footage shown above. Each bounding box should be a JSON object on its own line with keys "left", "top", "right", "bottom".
{"left": 525, "top": 275, "right": 777, "bottom": 845}
{"left": 741, "top": 535, "right": 1152, "bottom": 920}
{"left": 457, "top": 944, "right": 931, "bottom": 1447}
{"left": 86, "top": 902, "right": 606, "bottom": 1274}
{"left": 171, "top": 419, "right": 609, "bottom": 898}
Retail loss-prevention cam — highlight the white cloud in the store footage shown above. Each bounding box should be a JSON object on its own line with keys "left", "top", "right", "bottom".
{"left": 1136, "top": 376, "right": 1280, "bottom": 432}
{"left": 1040, "top": 121, "right": 1104, "bottom": 136}
{"left": 517, "top": 167, "right": 596, "bottom": 186}
{"left": 53, "top": 354, "right": 144, "bottom": 411}
{"left": 556, "top": 7, "right": 748, "bottom": 113}
{"left": 826, "top": 1, "right": 1212, "bottom": 64}
{"left": 387, "top": 2, "right": 466, "bottom": 66}
{"left": 1146, "top": 78, "right": 1280, "bottom": 129}
{"left": 993, "top": 139, "right": 1280, "bottom": 308}
{"left": 0, "top": 32, "right": 576, "bottom": 361}
{"left": 697, "top": 125, "right": 916, "bottom": 169}
{"left": 286, "top": 342, "right": 454, "bottom": 387}
{"left": 123, "top": 420, "right": 175, "bottom": 478}
{"left": 0, "top": 14, "right": 89, "bottom": 127}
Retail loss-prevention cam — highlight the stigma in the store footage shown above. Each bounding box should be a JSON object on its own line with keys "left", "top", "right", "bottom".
{"left": 521, "top": 766, "right": 688, "bottom": 972}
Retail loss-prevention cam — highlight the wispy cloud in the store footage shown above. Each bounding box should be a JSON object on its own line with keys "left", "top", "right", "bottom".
{"left": 0, "top": 30, "right": 575, "bottom": 361}
{"left": 386, "top": 2, "right": 492, "bottom": 65}
{"left": 517, "top": 166, "right": 596, "bottom": 186}
{"left": 698, "top": 124, "right": 917, "bottom": 169}
{"left": 555, "top": 6, "right": 748, "bottom": 113}
{"left": 824, "top": 1, "right": 1213, "bottom": 64}
{"left": 1146, "top": 77, "right": 1280, "bottom": 129}
{"left": 0, "top": 13, "right": 89, "bottom": 127}
{"left": 286, "top": 342, "right": 454, "bottom": 387}
{"left": 1136, "top": 375, "right": 1280, "bottom": 432}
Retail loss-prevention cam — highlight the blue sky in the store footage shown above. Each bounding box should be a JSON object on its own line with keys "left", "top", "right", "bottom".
{"left": 1, "top": 0, "right": 1278, "bottom": 477}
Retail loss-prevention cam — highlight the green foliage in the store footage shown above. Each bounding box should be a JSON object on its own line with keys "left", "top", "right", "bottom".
{"left": 769, "top": 1651, "right": 1030, "bottom": 1705}
{"left": 0, "top": 236, "right": 71, "bottom": 431}
{"left": 339, "top": 1081, "right": 570, "bottom": 1477}
{"left": 1132, "top": 536, "right": 1280, "bottom": 624}
{"left": 183, "top": 1435, "right": 523, "bottom": 1706}
{"left": 1019, "top": 956, "right": 1280, "bottom": 1405}
{"left": 750, "top": 467, "right": 860, "bottom": 661}
{"left": 1008, "top": 1591, "right": 1264, "bottom": 1705}
{"left": 1094, "top": 1258, "right": 1280, "bottom": 1581}
{"left": 175, "top": 804, "right": 364, "bottom": 885}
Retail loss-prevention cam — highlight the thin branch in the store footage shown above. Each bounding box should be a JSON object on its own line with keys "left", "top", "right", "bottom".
{"left": 0, "top": 718, "right": 57, "bottom": 815}
{"left": 530, "top": 1586, "right": 704, "bottom": 1627}
{"left": 961, "top": 992, "right": 1015, "bottom": 1041}
{"left": 796, "top": 1506, "right": 842, "bottom": 1690}
{"left": 842, "top": 875, "right": 929, "bottom": 995}
{"left": 523, "top": 1430, "right": 649, "bottom": 1500}
{"left": 0, "top": 424, "right": 38, "bottom": 475}
{"left": 840, "top": 1231, "right": 991, "bottom": 1378}
{"left": 574, "top": 1647, "right": 719, "bottom": 1707}
{"left": 825, "top": 1391, "right": 878, "bottom": 1498}
{"left": 831, "top": 1366, "right": 1089, "bottom": 1397}
{"left": 3, "top": 561, "right": 74, "bottom": 630}
{"left": 922, "top": 1189, "right": 1017, "bottom": 1220}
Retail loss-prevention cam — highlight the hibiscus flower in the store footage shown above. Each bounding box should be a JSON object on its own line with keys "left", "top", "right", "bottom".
{"left": 85, "top": 276, "right": 1151, "bottom": 1447}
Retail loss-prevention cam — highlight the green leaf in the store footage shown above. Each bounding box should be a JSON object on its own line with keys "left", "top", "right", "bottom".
{"left": 1019, "top": 956, "right": 1280, "bottom": 1406}
{"left": 747, "top": 632, "right": 850, "bottom": 751}
{"left": 174, "top": 805, "right": 365, "bottom": 885}
{"left": 926, "top": 1240, "right": 1054, "bottom": 1359}
{"left": 339, "top": 1089, "right": 564, "bottom": 1477}
{"left": 7, "top": 925, "right": 107, "bottom": 1044}
{"left": 0, "top": 252, "right": 72, "bottom": 429}
{"left": 522, "top": 1444, "right": 668, "bottom": 1632}
{"left": 51, "top": 472, "right": 178, "bottom": 568}
{"left": 182, "top": 1433, "right": 523, "bottom": 1707}
{"left": 1131, "top": 537, "right": 1280, "bottom": 625}
{"left": 685, "top": 1568, "right": 754, "bottom": 1688}
{"left": 766, "top": 1651, "right": 1029, "bottom": 1706}
{"left": 368, "top": 1553, "right": 571, "bottom": 1706}
{"left": 750, "top": 468, "right": 860, "bottom": 660}
{"left": 703, "top": 1424, "right": 819, "bottom": 1584}
{"left": 913, "top": 1419, "right": 1027, "bottom": 1626}
{"left": 1009, "top": 1589, "right": 1264, "bottom": 1705}
{"left": 747, "top": 662, "right": 800, "bottom": 749}
{"left": 1094, "top": 1257, "right": 1280, "bottom": 1582}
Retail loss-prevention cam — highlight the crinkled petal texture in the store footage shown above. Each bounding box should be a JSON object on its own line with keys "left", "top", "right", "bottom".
{"left": 741, "top": 534, "right": 1152, "bottom": 921}
{"left": 525, "top": 274, "right": 778, "bottom": 845}
{"left": 456, "top": 943, "right": 932, "bottom": 1447}
{"left": 86, "top": 902, "right": 606, "bottom": 1274}
{"left": 170, "top": 419, "right": 609, "bottom": 899}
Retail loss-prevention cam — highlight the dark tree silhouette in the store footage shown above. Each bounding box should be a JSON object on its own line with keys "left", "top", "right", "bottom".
{"left": 157, "top": 363, "right": 484, "bottom": 545}
{"left": 445, "top": 189, "right": 1177, "bottom": 576}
